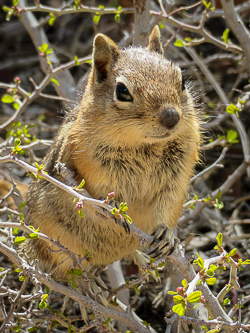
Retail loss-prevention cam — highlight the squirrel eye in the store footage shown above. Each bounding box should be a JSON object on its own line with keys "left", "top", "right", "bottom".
{"left": 116, "top": 83, "right": 133, "bottom": 102}
{"left": 181, "top": 77, "right": 186, "bottom": 92}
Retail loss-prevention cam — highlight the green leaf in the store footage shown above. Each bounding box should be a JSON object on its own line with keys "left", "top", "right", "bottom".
{"left": 215, "top": 189, "right": 222, "bottom": 200}
{"left": 133, "top": 284, "right": 140, "bottom": 295}
{"left": 142, "top": 320, "right": 150, "bottom": 327}
{"left": 114, "top": 13, "right": 120, "bottom": 23}
{"left": 227, "top": 248, "right": 237, "bottom": 258}
{"left": 51, "top": 78, "right": 60, "bottom": 86}
{"left": 227, "top": 130, "right": 239, "bottom": 144}
{"left": 13, "top": 0, "right": 19, "bottom": 6}
{"left": 168, "top": 291, "right": 178, "bottom": 295}
{"left": 67, "top": 277, "right": 77, "bottom": 288}
{"left": 159, "top": 22, "right": 164, "bottom": 29}
{"left": 72, "top": 269, "right": 82, "bottom": 276}
{"left": 74, "top": 55, "right": 80, "bottom": 65}
{"left": 173, "top": 295, "right": 185, "bottom": 304}
{"left": 198, "top": 257, "right": 204, "bottom": 268}
{"left": 226, "top": 104, "right": 238, "bottom": 114}
{"left": 174, "top": 39, "right": 184, "bottom": 47}
{"left": 19, "top": 275, "right": 26, "bottom": 281}
{"left": 222, "top": 28, "right": 230, "bottom": 43}
{"left": 12, "top": 227, "right": 19, "bottom": 235}
{"left": 28, "top": 327, "right": 37, "bottom": 332}
{"left": 13, "top": 102, "right": 19, "bottom": 110}
{"left": 216, "top": 233, "right": 223, "bottom": 247}
{"left": 49, "top": 16, "right": 56, "bottom": 26}
{"left": 206, "top": 269, "right": 214, "bottom": 277}
{"left": 182, "top": 279, "right": 188, "bottom": 288}
{"left": 124, "top": 214, "right": 133, "bottom": 224}
{"left": 206, "top": 277, "right": 217, "bottom": 285}
{"left": 15, "top": 268, "right": 22, "bottom": 273}
{"left": 46, "top": 48, "right": 54, "bottom": 55}
{"left": 105, "top": 318, "right": 111, "bottom": 330}
{"left": 38, "top": 43, "right": 48, "bottom": 53}
{"left": 242, "top": 259, "right": 250, "bottom": 265}
{"left": 172, "top": 303, "right": 186, "bottom": 316}
{"left": 39, "top": 300, "right": 47, "bottom": 309}
{"left": 214, "top": 198, "right": 224, "bottom": 209}
{"left": 77, "top": 179, "right": 85, "bottom": 189}
{"left": 223, "top": 298, "right": 230, "bottom": 305}
{"left": 43, "top": 294, "right": 48, "bottom": 301}
{"left": 14, "top": 236, "right": 27, "bottom": 245}
{"left": 29, "top": 233, "right": 39, "bottom": 239}
{"left": 208, "top": 264, "right": 218, "bottom": 272}
{"left": 203, "top": 1, "right": 211, "bottom": 9}
{"left": 187, "top": 291, "right": 202, "bottom": 303}
{"left": 1, "top": 94, "right": 14, "bottom": 103}
{"left": 3, "top": 6, "right": 13, "bottom": 12}
{"left": 93, "top": 15, "right": 101, "bottom": 25}
{"left": 78, "top": 209, "right": 84, "bottom": 217}
{"left": 11, "top": 325, "right": 22, "bottom": 332}
{"left": 19, "top": 201, "right": 26, "bottom": 210}
{"left": 6, "top": 11, "right": 13, "bottom": 21}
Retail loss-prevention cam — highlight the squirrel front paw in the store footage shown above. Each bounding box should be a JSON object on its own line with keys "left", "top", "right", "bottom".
{"left": 98, "top": 197, "right": 130, "bottom": 234}
{"left": 148, "top": 224, "right": 179, "bottom": 258}
{"left": 109, "top": 200, "right": 131, "bottom": 235}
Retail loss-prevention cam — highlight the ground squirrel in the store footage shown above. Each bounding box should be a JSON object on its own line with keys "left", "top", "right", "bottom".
{"left": 24, "top": 26, "right": 200, "bottom": 278}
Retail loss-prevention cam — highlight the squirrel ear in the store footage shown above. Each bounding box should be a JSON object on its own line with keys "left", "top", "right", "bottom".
{"left": 93, "top": 34, "right": 120, "bottom": 83}
{"left": 147, "top": 26, "right": 164, "bottom": 55}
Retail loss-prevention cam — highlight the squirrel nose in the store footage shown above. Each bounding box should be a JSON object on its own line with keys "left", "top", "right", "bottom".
{"left": 159, "top": 108, "right": 180, "bottom": 129}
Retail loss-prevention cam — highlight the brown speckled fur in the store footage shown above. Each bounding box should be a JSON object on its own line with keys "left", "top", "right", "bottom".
{"left": 24, "top": 26, "right": 200, "bottom": 278}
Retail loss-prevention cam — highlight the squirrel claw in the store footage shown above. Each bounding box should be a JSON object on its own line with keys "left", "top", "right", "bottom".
{"left": 113, "top": 216, "right": 130, "bottom": 235}
{"left": 148, "top": 224, "right": 179, "bottom": 258}
{"left": 109, "top": 200, "right": 130, "bottom": 234}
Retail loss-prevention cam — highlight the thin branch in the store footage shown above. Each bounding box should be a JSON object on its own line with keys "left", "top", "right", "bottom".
{"left": 179, "top": 159, "right": 250, "bottom": 224}
{"left": 163, "top": 24, "right": 250, "bottom": 177}
{"left": 0, "top": 241, "right": 150, "bottom": 333}
{"left": 21, "top": 4, "right": 134, "bottom": 16}
{"left": 0, "top": 277, "right": 30, "bottom": 333}
{"left": 19, "top": 0, "right": 76, "bottom": 104}
{"left": 191, "top": 147, "right": 228, "bottom": 183}
{"left": 172, "top": 315, "right": 250, "bottom": 332}
{"left": 0, "top": 56, "right": 90, "bottom": 132}
{"left": 150, "top": 11, "right": 243, "bottom": 54}
{"left": 0, "top": 154, "right": 153, "bottom": 245}
{"left": 221, "top": 0, "right": 250, "bottom": 74}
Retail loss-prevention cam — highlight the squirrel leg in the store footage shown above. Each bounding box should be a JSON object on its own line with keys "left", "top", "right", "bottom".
{"left": 148, "top": 224, "right": 179, "bottom": 258}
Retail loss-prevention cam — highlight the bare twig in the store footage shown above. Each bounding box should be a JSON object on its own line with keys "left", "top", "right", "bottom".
{"left": 0, "top": 241, "right": 151, "bottom": 333}
{"left": 220, "top": 0, "right": 250, "bottom": 75}
{"left": 191, "top": 147, "right": 228, "bottom": 183}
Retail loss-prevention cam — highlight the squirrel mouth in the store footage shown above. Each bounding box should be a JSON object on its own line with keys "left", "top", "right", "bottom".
{"left": 147, "top": 132, "right": 170, "bottom": 139}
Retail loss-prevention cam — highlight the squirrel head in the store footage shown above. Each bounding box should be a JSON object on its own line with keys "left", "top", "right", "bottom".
{"left": 82, "top": 26, "right": 197, "bottom": 147}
